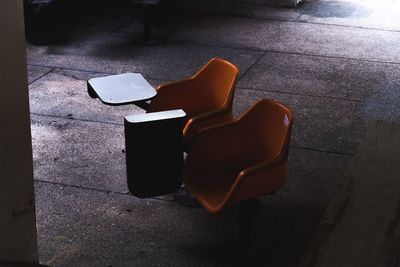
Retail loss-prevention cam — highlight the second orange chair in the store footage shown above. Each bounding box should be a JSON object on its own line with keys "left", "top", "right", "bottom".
{"left": 183, "top": 99, "right": 294, "bottom": 214}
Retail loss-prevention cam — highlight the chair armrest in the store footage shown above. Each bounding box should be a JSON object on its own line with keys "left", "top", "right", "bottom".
{"left": 156, "top": 77, "right": 194, "bottom": 92}
{"left": 147, "top": 78, "right": 195, "bottom": 112}
{"left": 228, "top": 157, "right": 287, "bottom": 202}
{"left": 190, "top": 119, "right": 240, "bottom": 147}
{"left": 184, "top": 105, "right": 234, "bottom": 145}
{"left": 240, "top": 157, "right": 285, "bottom": 177}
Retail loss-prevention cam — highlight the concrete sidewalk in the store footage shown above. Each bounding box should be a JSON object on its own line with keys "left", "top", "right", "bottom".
{"left": 300, "top": 120, "right": 400, "bottom": 267}
{"left": 27, "top": 0, "right": 400, "bottom": 265}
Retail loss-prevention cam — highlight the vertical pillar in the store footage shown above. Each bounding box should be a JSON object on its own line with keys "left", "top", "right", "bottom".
{"left": 0, "top": 0, "right": 39, "bottom": 264}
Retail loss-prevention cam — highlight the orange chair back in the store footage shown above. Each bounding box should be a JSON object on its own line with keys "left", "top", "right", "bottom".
{"left": 238, "top": 99, "right": 293, "bottom": 165}
{"left": 147, "top": 58, "right": 239, "bottom": 146}
{"left": 183, "top": 99, "right": 294, "bottom": 213}
{"left": 191, "top": 58, "right": 239, "bottom": 113}
{"left": 231, "top": 99, "right": 293, "bottom": 203}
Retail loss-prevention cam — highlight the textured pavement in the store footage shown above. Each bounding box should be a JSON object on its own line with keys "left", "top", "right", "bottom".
{"left": 27, "top": 0, "right": 400, "bottom": 266}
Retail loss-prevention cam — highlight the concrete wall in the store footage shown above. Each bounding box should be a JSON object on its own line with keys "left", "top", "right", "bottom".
{"left": 0, "top": 0, "right": 39, "bottom": 263}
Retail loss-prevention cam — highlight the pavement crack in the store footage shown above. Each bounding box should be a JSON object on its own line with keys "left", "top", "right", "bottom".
{"left": 28, "top": 64, "right": 116, "bottom": 76}
{"left": 34, "top": 179, "right": 126, "bottom": 195}
{"left": 237, "top": 86, "right": 362, "bottom": 103}
{"left": 293, "top": 19, "right": 400, "bottom": 35}
{"left": 229, "top": 11, "right": 400, "bottom": 35}
{"left": 31, "top": 113, "right": 124, "bottom": 127}
{"left": 28, "top": 67, "right": 55, "bottom": 85}
{"left": 28, "top": 64, "right": 168, "bottom": 84}
{"left": 171, "top": 40, "right": 400, "bottom": 68}
{"left": 290, "top": 146, "right": 354, "bottom": 156}
{"left": 238, "top": 51, "right": 267, "bottom": 83}
{"left": 34, "top": 179, "right": 176, "bottom": 204}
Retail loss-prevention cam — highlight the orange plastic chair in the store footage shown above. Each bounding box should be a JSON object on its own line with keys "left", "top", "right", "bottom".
{"left": 147, "top": 58, "right": 239, "bottom": 148}
{"left": 182, "top": 99, "right": 294, "bottom": 214}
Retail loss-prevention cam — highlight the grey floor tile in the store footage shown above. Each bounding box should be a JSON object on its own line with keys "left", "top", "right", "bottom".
{"left": 238, "top": 51, "right": 400, "bottom": 101}
{"left": 31, "top": 115, "right": 127, "bottom": 193}
{"left": 27, "top": 65, "right": 53, "bottom": 85}
{"left": 361, "top": 81, "right": 400, "bottom": 122}
{"left": 29, "top": 69, "right": 148, "bottom": 123}
{"left": 27, "top": 42, "right": 263, "bottom": 81}
{"left": 234, "top": 88, "right": 366, "bottom": 154}
{"left": 35, "top": 180, "right": 318, "bottom": 267}
{"left": 260, "top": 147, "right": 352, "bottom": 222}
{"left": 168, "top": 15, "right": 400, "bottom": 63}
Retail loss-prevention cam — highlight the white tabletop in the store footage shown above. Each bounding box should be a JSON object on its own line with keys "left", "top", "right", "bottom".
{"left": 88, "top": 73, "right": 157, "bottom": 105}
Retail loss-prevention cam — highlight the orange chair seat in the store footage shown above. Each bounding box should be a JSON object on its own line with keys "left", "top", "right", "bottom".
{"left": 186, "top": 171, "right": 237, "bottom": 211}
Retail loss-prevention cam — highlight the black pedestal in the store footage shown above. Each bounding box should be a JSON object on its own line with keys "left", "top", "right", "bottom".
{"left": 124, "top": 109, "right": 186, "bottom": 198}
